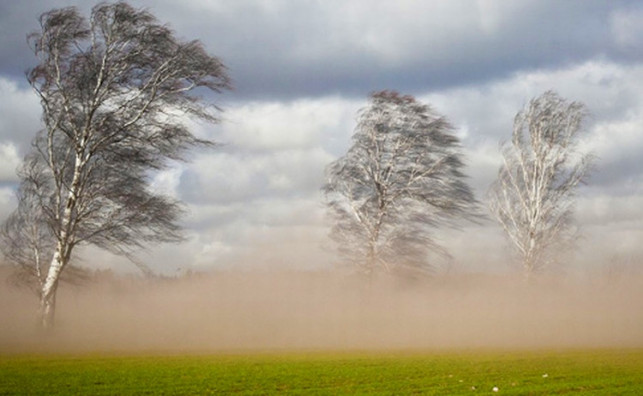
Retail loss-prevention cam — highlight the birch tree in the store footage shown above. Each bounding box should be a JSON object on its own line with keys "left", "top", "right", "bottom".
{"left": 323, "top": 91, "right": 479, "bottom": 276}
{"left": 0, "top": 2, "right": 231, "bottom": 328}
{"left": 488, "top": 91, "right": 593, "bottom": 278}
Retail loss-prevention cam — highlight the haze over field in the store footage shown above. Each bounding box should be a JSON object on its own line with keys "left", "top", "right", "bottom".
{"left": 0, "top": 1, "right": 642, "bottom": 275}
{"left": 1, "top": 271, "right": 642, "bottom": 352}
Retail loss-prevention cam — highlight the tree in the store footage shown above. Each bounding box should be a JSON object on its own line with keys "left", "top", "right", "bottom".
{"left": 0, "top": 2, "right": 231, "bottom": 328}
{"left": 323, "top": 91, "right": 479, "bottom": 276}
{"left": 488, "top": 91, "right": 593, "bottom": 279}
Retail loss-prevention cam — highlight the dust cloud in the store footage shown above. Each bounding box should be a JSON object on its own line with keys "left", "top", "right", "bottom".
{"left": 1, "top": 267, "right": 642, "bottom": 354}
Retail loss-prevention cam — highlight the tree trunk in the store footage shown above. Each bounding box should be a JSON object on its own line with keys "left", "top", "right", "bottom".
{"left": 367, "top": 232, "right": 379, "bottom": 278}
{"left": 522, "top": 233, "right": 537, "bottom": 282}
{"left": 38, "top": 152, "right": 82, "bottom": 329}
{"left": 39, "top": 248, "right": 65, "bottom": 329}
{"left": 39, "top": 286, "right": 56, "bottom": 330}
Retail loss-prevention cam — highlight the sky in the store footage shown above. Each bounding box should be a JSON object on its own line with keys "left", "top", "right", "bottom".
{"left": 0, "top": 0, "right": 642, "bottom": 275}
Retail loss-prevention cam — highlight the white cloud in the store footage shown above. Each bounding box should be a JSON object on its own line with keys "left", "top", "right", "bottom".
{"left": 177, "top": 96, "right": 361, "bottom": 206}
{"left": 0, "top": 142, "right": 20, "bottom": 183}
{"left": 180, "top": 147, "right": 333, "bottom": 204}
{"left": 149, "top": 165, "right": 185, "bottom": 198}
{"left": 174, "top": 196, "right": 329, "bottom": 270}
{"left": 425, "top": 60, "right": 640, "bottom": 138}
{"left": 220, "top": 97, "right": 359, "bottom": 153}
{"left": 422, "top": 60, "right": 643, "bottom": 194}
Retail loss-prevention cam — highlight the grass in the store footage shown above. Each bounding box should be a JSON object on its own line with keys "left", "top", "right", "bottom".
{"left": 0, "top": 349, "right": 642, "bottom": 395}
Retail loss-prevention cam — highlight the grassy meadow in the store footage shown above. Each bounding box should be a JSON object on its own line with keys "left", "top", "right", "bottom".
{"left": 1, "top": 349, "right": 642, "bottom": 395}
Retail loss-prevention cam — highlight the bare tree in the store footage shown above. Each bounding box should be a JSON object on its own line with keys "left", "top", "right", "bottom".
{"left": 0, "top": 2, "right": 231, "bottom": 328}
{"left": 323, "top": 91, "right": 479, "bottom": 277}
{"left": 488, "top": 91, "right": 593, "bottom": 279}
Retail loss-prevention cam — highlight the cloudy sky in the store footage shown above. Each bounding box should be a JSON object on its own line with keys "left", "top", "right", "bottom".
{"left": 1, "top": 0, "right": 642, "bottom": 275}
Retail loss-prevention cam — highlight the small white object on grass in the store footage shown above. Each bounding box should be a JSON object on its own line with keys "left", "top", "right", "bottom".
{"left": 492, "top": 386, "right": 499, "bottom": 392}
{"left": 542, "top": 374, "right": 549, "bottom": 378}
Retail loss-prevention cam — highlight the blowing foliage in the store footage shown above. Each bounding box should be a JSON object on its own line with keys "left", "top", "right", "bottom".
{"left": 0, "top": 1, "right": 231, "bottom": 328}
{"left": 488, "top": 91, "right": 594, "bottom": 277}
{"left": 323, "top": 91, "right": 479, "bottom": 276}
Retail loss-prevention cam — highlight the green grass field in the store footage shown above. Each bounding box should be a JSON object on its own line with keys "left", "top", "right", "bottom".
{"left": 0, "top": 349, "right": 642, "bottom": 395}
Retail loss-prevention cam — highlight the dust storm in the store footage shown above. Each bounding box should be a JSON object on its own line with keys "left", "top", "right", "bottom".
{"left": 1, "top": 267, "right": 642, "bottom": 353}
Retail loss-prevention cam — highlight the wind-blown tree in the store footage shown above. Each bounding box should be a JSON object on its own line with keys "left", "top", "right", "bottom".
{"left": 323, "top": 91, "right": 479, "bottom": 276}
{"left": 0, "top": 2, "right": 231, "bottom": 328}
{"left": 488, "top": 91, "right": 593, "bottom": 278}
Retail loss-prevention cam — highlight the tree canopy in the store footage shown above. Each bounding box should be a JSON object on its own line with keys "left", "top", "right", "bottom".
{"left": 0, "top": 1, "right": 231, "bottom": 327}
{"left": 488, "top": 91, "right": 593, "bottom": 277}
{"left": 324, "top": 91, "right": 479, "bottom": 276}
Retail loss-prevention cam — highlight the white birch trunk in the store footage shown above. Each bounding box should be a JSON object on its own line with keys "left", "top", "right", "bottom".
{"left": 39, "top": 245, "right": 65, "bottom": 329}
{"left": 39, "top": 152, "right": 82, "bottom": 329}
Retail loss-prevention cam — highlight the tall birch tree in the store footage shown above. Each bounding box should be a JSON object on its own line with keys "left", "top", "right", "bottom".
{"left": 0, "top": 2, "right": 231, "bottom": 328}
{"left": 488, "top": 91, "right": 593, "bottom": 278}
{"left": 323, "top": 91, "right": 479, "bottom": 276}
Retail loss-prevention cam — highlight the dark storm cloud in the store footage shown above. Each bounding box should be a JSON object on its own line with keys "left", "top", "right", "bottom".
{"left": 1, "top": 0, "right": 642, "bottom": 98}
{"left": 0, "top": 2, "right": 38, "bottom": 81}
{"left": 0, "top": 1, "right": 95, "bottom": 82}
{"left": 158, "top": 0, "right": 641, "bottom": 99}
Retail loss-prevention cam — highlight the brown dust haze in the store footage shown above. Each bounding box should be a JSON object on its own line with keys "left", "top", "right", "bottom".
{"left": 1, "top": 268, "right": 642, "bottom": 353}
